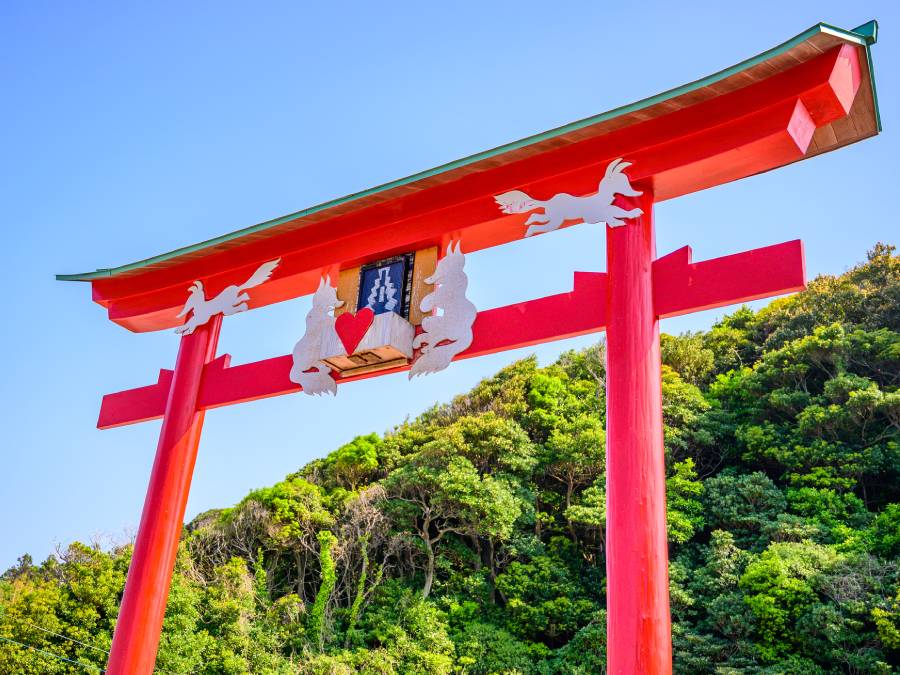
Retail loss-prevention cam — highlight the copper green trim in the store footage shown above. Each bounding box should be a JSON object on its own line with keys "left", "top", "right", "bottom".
{"left": 854, "top": 21, "right": 882, "bottom": 131}
{"left": 57, "top": 20, "right": 880, "bottom": 283}
{"left": 850, "top": 20, "right": 877, "bottom": 44}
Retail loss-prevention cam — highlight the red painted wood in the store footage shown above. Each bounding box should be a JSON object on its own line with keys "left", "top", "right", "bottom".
{"left": 97, "top": 239, "right": 803, "bottom": 429}
{"left": 641, "top": 97, "right": 815, "bottom": 201}
{"left": 97, "top": 271, "right": 607, "bottom": 427}
{"left": 97, "top": 369, "right": 174, "bottom": 429}
{"left": 82, "top": 37, "right": 855, "bottom": 675}
{"left": 653, "top": 239, "right": 806, "bottom": 317}
{"left": 605, "top": 191, "right": 671, "bottom": 674}
{"left": 465, "top": 270, "right": 607, "bottom": 356}
{"left": 105, "top": 315, "right": 222, "bottom": 675}
{"left": 88, "top": 45, "right": 858, "bottom": 332}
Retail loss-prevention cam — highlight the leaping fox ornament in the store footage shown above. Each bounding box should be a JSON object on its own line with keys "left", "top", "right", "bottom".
{"left": 175, "top": 259, "right": 280, "bottom": 335}
{"left": 494, "top": 158, "right": 643, "bottom": 237}
{"left": 409, "top": 242, "right": 477, "bottom": 378}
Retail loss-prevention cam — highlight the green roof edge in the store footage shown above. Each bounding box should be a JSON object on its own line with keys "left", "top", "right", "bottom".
{"left": 57, "top": 20, "right": 880, "bottom": 283}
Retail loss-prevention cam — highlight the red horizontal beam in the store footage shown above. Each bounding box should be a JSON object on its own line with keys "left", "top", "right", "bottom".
{"left": 98, "top": 240, "right": 805, "bottom": 429}
{"left": 97, "top": 369, "right": 174, "bottom": 430}
{"left": 653, "top": 239, "right": 806, "bottom": 318}
{"left": 93, "top": 46, "right": 856, "bottom": 333}
{"left": 98, "top": 271, "right": 607, "bottom": 428}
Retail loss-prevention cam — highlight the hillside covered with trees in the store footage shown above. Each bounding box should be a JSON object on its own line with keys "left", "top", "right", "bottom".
{"left": 2, "top": 244, "right": 899, "bottom": 674}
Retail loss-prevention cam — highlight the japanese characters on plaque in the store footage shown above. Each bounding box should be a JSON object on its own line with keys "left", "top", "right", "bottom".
{"left": 358, "top": 254, "right": 413, "bottom": 317}
{"left": 289, "top": 244, "right": 476, "bottom": 396}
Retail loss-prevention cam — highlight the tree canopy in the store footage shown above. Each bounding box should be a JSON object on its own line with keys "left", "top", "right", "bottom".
{"left": 2, "top": 244, "right": 898, "bottom": 673}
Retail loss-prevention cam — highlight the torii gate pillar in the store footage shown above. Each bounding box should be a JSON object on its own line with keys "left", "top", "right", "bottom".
{"left": 106, "top": 315, "right": 222, "bottom": 674}
{"left": 605, "top": 191, "right": 671, "bottom": 673}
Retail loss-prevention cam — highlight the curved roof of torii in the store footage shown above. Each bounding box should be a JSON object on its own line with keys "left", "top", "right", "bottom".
{"left": 58, "top": 20, "right": 881, "bottom": 332}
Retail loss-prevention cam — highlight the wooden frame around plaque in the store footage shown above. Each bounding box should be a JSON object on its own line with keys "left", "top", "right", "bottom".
{"left": 334, "top": 246, "right": 437, "bottom": 326}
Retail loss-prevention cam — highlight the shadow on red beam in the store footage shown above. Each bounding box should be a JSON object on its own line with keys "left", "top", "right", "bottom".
{"left": 97, "top": 272, "right": 608, "bottom": 429}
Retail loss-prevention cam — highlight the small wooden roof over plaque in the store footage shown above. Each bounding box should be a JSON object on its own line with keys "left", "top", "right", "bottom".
{"left": 58, "top": 20, "right": 880, "bottom": 332}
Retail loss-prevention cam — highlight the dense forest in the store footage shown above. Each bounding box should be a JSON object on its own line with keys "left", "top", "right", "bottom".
{"left": 1, "top": 244, "right": 898, "bottom": 674}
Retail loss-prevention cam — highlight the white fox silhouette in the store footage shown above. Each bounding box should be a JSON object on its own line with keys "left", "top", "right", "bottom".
{"left": 409, "top": 243, "right": 477, "bottom": 378}
{"left": 494, "top": 158, "right": 643, "bottom": 237}
{"left": 175, "top": 259, "right": 280, "bottom": 335}
{"left": 289, "top": 277, "right": 343, "bottom": 396}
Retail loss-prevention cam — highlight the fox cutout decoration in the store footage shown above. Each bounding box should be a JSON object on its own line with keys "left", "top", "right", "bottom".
{"left": 409, "top": 242, "right": 477, "bottom": 378}
{"left": 494, "top": 158, "right": 643, "bottom": 237}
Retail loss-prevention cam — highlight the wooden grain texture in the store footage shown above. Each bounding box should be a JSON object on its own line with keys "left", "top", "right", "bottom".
{"left": 795, "top": 43, "right": 878, "bottom": 163}
{"left": 409, "top": 247, "right": 437, "bottom": 325}
{"left": 321, "top": 310, "right": 414, "bottom": 362}
{"left": 334, "top": 267, "right": 360, "bottom": 317}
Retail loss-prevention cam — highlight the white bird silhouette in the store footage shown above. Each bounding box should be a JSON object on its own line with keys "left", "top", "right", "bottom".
{"left": 175, "top": 259, "right": 280, "bottom": 335}
{"left": 494, "top": 158, "right": 643, "bottom": 237}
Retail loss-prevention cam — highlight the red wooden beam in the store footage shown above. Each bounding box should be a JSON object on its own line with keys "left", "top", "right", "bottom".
{"left": 105, "top": 316, "right": 222, "bottom": 674}
{"left": 91, "top": 46, "right": 856, "bottom": 332}
{"left": 605, "top": 192, "right": 671, "bottom": 673}
{"left": 98, "top": 241, "right": 804, "bottom": 429}
{"left": 98, "top": 271, "right": 606, "bottom": 428}
{"left": 98, "top": 368, "right": 175, "bottom": 429}
{"left": 654, "top": 239, "right": 806, "bottom": 317}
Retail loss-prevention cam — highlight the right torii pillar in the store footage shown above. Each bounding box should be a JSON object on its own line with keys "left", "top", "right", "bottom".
{"left": 603, "top": 188, "right": 805, "bottom": 673}
{"left": 605, "top": 189, "right": 671, "bottom": 674}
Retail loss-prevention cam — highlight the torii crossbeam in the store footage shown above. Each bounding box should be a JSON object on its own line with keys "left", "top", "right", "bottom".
{"left": 97, "top": 240, "right": 804, "bottom": 428}
{"left": 58, "top": 20, "right": 880, "bottom": 675}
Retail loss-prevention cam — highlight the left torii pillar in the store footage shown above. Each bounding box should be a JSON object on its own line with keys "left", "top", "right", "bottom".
{"left": 106, "top": 315, "right": 222, "bottom": 674}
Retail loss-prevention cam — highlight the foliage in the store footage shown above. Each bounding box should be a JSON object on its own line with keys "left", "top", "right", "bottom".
{"left": 308, "top": 531, "right": 337, "bottom": 651}
{"left": 2, "top": 244, "right": 898, "bottom": 672}
{"left": 666, "top": 458, "right": 705, "bottom": 544}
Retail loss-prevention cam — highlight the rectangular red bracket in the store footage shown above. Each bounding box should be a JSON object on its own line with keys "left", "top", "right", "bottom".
{"left": 98, "top": 369, "right": 175, "bottom": 430}
{"left": 653, "top": 239, "right": 805, "bottom": 318}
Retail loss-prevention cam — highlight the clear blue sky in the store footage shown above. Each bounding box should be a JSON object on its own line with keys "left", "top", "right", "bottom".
{"left": 1, "top": 1, "right": 896, "bottom": 569}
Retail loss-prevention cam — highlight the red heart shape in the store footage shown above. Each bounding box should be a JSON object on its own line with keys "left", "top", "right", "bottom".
{"left": 334, "top": 308, "right": 375, "bottom": 355}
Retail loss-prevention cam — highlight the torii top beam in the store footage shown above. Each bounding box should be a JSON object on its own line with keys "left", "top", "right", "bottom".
{"left": 58, "top": 21, "right": 880, "bottom": 333}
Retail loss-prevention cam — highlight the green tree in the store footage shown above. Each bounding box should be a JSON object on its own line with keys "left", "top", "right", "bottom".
{"left": 666, "top": 459, "right": 705, "bottom": 544}
{"left": 544, "top": 414, "right": 604, "bottom": 542}
{"left": 329, "top": 433, "right": 382, "bottom": 491}
{"left": 704, "top": 471, "right": 787, "bottom": 549}
{"left": 739, "top": 542, "right": 839, "bottom": 660}
{"left": 661, "top": 332, "right": 715, "bottom": 386}
{"left": 308, "top": 531, "right": 337, "bottom": 651}
{"left": 3, "top": 243, "right": 898, "bottom": 675}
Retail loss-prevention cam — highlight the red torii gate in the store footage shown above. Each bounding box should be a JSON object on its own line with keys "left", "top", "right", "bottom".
{"left": 59, "top": 20, "right": 880, "bottom": 675}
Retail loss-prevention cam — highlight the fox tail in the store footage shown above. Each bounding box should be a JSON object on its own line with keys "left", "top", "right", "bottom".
{"left": 493, "top": 190, "right": 541, "bottom": 215}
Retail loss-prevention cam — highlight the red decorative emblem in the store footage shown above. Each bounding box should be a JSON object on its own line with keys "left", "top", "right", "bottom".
{"left": 334, "top": 308, "right": 374, "bottom": 355}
